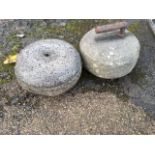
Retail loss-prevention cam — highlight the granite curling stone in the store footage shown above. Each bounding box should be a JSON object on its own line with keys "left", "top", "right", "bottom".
{"left": 80, "top": 22, "right": 140, "bottom": 79}
{"left": 15, "top": 39, "right": 82, "bottom": 96}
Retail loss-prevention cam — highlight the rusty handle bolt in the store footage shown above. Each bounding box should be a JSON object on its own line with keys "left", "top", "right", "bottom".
{"left": 95, "top": 21, "right": 128, "bottom": 37}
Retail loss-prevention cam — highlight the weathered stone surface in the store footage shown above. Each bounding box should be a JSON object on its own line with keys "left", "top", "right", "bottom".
{"left": 15, "top": 39, "right": 82, "bottom": 96}
{"left": 80, "top": 29, "right": 140, "bottom": 79}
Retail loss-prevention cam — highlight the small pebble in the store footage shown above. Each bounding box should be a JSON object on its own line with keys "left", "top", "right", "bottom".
{"left": 11, "top": 96, "right": 19, "bottom": 105}
{"left": 60, "top": 22, "right": 66, "bottom": 27}
{"left": 0, "top": 72, "right": 9, "bottom": 79}
{"left": 16, "top": 33, "right": 25, "bottom": 38}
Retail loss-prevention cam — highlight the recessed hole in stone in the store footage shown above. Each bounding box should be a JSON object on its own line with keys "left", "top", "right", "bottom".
{"left": 44, "top": 53, "right": 50, "bottom": 57}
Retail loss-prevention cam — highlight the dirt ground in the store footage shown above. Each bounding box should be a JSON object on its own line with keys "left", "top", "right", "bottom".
{"left": 0, "top": 19, "right": 155, "bottom": 134}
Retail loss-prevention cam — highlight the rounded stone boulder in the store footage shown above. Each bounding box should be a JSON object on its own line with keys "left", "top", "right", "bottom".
{"left": 80, "top": 29, "right": 140, "bottom": 79}
{"left": 15, "top": 39, "right": 82, "bottom": 96}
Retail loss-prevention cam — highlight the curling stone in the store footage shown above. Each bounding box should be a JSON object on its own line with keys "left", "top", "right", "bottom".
{"left": 15, "top": 39, "right": 82, "bottom": 96}
{"left": 80, "top": 21, "right": 140, "bottom": 79}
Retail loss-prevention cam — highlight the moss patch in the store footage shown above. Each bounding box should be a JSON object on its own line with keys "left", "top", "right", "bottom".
{"left": 129, "top": 68, "right": 146, "bottom": 84}
{"left": 128, "top": 22, "right": 141, "bottom": 33}
{"left": 0, "top": 33, "right": 22, "bottom": 84}
{"left": 65, "top": 20, "right": 109, "bottom": 49}
{"left": 0, "top": 61, "right": 15, "bottom": 84}
{"left": 26, "top": 19, "right": 109, "bottom": 49}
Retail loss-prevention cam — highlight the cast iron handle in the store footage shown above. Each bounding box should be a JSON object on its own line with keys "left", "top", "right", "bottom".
{"left": 95, "top": 21, "right": 128, "bottom": 37}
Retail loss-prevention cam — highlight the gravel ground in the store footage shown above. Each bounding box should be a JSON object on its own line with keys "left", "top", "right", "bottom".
{"left": 0, "top": 80, "right": 155, "bottom": 134}
{"left": 0, "top": 19, "right": 155, "bottom": 134}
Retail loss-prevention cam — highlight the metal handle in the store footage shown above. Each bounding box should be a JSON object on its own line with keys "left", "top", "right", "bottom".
{"left": 95, "top": 21, "right": 128, "bottom": 37}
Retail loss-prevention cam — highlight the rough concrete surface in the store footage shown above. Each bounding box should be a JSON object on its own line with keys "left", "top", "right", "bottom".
{"left": 0, "top": 19, "right": 155, "bottom": 134}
